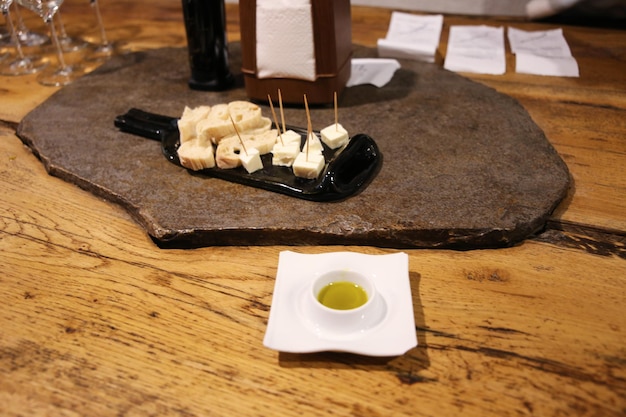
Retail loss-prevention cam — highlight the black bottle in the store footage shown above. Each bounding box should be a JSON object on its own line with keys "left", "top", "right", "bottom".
{"left": 181, "top": 0, "right": 235, "bottom": 90}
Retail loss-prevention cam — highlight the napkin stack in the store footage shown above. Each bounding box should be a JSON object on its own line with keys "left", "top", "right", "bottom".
{"left": 507, "top": 27, "right": 579, "bottom": 77}
{"left": 256, "top": 0, "right": 316, "bottom": 81}
{"left": 377, "top": 12, "right": 443, "bottom": 63}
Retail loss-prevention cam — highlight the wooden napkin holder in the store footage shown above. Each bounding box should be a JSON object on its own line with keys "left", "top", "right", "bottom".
{"left": 239, "top": 0, "right": 352, "bottom": 105}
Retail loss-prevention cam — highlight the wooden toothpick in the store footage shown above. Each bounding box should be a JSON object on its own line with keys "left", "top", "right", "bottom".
{"left": 304, "top": 94, "right": 312, "bottom": 161}
{"left": 267, "top": 94, "right": 283, "bottom": 146}
{"left": 278, "top": 89, "right": 286, "bottom": 134}
{"left": 229, "top": 113, "right": 248, "bottom": 156}
{"left": 334, "top": 91, "right": 338, "bottom": 131}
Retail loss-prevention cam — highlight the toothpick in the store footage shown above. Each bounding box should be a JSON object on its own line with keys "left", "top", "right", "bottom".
{"left": 278, "top": 89, "right": 286, "bottom": 134}
{"left": 229, "top": 113, "right": 248, "bottom": 156}
{"left": 267, "top": 94, "right": 284, "bottom": 146}
{"left": 334, "top": 91, "right": 338, "bottom": 131}
{"left": 306, "top": 123, "right": 313, "bottom": 163}
{"left": 304, "top": 94, "right": 312, "bottom": 161}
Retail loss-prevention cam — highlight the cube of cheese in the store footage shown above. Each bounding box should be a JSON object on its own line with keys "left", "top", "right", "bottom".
{"left": 239, "top": 148, "right": 263, "bottom": 174}
{"left": 272, "top": 143, "right": 300, "bottom": 167}
{"left": 293, "top": 152, "right": 325, "bottom": 179}
{"left": 280, "top": 129, "right": 302, "bottom": 146}
{"left": 302, "top": 132, "right": 323, "bottom": 154}
{"left": 320, "top": 123, "right": 349, "bottom": 149}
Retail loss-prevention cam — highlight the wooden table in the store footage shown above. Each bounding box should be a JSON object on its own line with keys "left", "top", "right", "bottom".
{"left": 2, "top": 1, "right": 624, "bottom": 416}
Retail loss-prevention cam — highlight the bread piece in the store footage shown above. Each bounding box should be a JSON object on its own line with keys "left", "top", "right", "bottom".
{"left": 243, "top": 117, "right": 272, "bottom": 136}
{"left": 177, "top": 138, "right": 216, "bottom": 170}
{"left": 215, "top": 129, "right": 278, "bottom": 169}
{"left": 196, "top": 101, "right": 264, "bottom": 144}
{"left": 178, "top": 105, "right": 211, "bottom": 144}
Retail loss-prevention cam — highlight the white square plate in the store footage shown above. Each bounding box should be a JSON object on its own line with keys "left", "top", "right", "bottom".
{"left": 263, "top": 251, "right": 417, "bottom": 356}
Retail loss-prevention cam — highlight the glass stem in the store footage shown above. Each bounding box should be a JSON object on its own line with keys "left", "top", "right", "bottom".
{"left": 56, "top": 11, "right": 69, "bottom": 40}
{"left": 12, "top": 1, "right": 28, "bottom": 38}
{"left": 47, "top": 19, "right": 68, "bottom": 70}
{"left": 3, "top": 8, "right": 26, "bottom": 60}
{"left": 92, "top": 0, "right": 109, "bottom": 45}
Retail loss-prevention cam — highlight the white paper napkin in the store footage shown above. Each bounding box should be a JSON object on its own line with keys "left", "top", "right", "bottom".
{"left": 514, "top": 52, "right": 579, "bottom": 77}
{"left": 444, "top": 25, "right": 506, "bottom": 75}
{"left": 507, "top": 27, "right": 579, "bottom": 77}
{"left": 256, "top": 0, "right": 316, "bottom": 81}
{"left": 346, "top": 58, "right": 401, "bottom": 88}
{"left": 508, "top": 27, "right": 572, "bottom": 57}
{"left": 377, "top": 12, "right": 443, "bottom": 63}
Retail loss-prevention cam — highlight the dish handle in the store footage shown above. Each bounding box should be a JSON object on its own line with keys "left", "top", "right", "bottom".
{"left": 113, "top": 108, "right": 179, "bottom": 142}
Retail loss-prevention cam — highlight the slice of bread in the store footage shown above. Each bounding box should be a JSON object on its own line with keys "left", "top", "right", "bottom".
{"left": 196, "top": 101, "right": 266, "bottom": 145}
{"left": 216, "top": 129, "right": 278, "bottom": 169}
{"left": 177, "top": 138, "right": 216, "bottom": 170}
{"left": 177, "top": 101, "right": 277, "bottom": 171}
{"left": 178, "top": 105, "right": 212, "bottom": 144}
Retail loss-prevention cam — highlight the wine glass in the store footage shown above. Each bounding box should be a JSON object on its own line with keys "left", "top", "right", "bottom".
{"left": 55, "top": 9, "right": 87, "bottom": 52}
{"left": 0, "top": 23, "right": 9, "bottom": 61}
{"left": 17, "top": 0, "right": 83, "bottom": 86}
{"left": 1, "top": 19, "right": 10, "bottom": 44}
{"left": 0, "top": 0, "right": 47, "bottom": 75}
{"left": 86, "top": 0, "right": 114, "bottom": 59}
{"left": 12, "top": 0, "right": 48, "bottom": 46}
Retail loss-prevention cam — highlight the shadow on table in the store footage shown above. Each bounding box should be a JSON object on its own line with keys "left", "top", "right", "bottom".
{"left": 278, "top": 271, "right": 431, "bottom": 384}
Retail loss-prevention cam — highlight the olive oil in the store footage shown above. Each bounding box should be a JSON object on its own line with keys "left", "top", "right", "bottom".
{"left": 317, "top": 281, "right": 368, "bottom": 310}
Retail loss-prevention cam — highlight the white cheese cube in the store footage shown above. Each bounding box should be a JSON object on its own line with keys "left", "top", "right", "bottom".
{"left": 293, "top": 152, "right": 325, "bottom": 179}
{"left": 280, "top": 129, "right": 302, "bottom": 146}
{"left": 239, "top": 148, "right": 263, "bottom": 174}
{"left": 272, "top": 143, "right": 300, "bottom": 167}
{"left": 302, "top": 132, "right": 323, "bottom": 154}
{"left": 320, "top": 123, "right": 349, "bottom": 149}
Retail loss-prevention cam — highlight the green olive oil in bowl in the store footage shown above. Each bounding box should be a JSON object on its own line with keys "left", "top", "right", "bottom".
{"left": 317, "top": 281, "right": 368, "bottom": 310}
{"left": 309, "top": 270, "right": 381, "bottom": 333}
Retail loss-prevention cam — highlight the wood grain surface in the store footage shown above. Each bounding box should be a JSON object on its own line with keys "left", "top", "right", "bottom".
{"left": 1, "top": 1, "right": 625, "bottom": 416}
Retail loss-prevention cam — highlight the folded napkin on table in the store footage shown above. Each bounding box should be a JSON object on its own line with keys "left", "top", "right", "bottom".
{"left": 443, "top": 25, "right": 506, "bottom": 75}
{"left": 508, "top": 27, "right": 579, "bottom": 77}
{"left": 346, "top": 58, "right": 401, "bottom": 88}
{"left": 377, "top": 12, "right": 443, "bottom": 63}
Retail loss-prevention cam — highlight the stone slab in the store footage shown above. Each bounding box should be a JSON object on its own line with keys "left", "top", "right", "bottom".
{"left": 17, "top": 45, "right": 571, "bottom": 248}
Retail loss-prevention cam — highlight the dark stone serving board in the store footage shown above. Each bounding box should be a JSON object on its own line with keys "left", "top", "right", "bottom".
{"left": 17, "top": 44, "right": 570, "bottom": 249}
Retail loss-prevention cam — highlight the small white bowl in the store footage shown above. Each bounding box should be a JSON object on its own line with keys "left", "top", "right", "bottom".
{"left": 306, "top": 270, "right": 384, "bottom": 335}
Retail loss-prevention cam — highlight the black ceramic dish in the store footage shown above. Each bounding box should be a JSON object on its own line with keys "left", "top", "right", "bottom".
{"left": 114, "top": 108, "right": 382, "bottom": 202}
